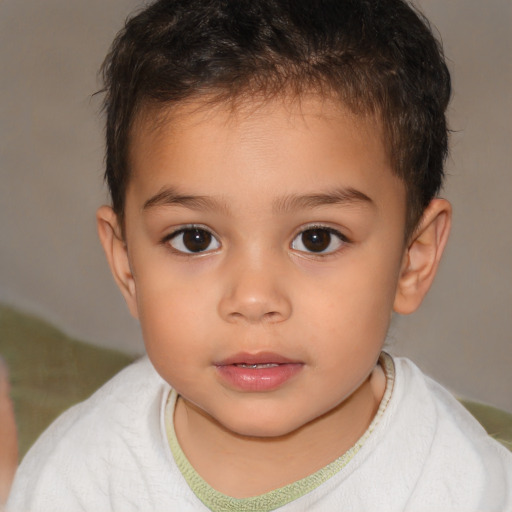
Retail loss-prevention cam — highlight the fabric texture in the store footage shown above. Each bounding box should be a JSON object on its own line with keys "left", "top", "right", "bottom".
{"left": 7, "top": 355, "right": 512, "bottom": 512}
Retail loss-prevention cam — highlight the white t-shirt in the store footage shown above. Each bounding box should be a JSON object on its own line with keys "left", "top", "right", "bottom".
{"left": 7, "top": 355, "right": 512, "bottom": 511}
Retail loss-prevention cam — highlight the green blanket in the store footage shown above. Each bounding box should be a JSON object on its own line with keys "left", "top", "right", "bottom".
{"left": 1, "top": 303, "right": 510, "bottom": 459}
{"left": 0, "top": 304, "right": 134, "bottom": 457}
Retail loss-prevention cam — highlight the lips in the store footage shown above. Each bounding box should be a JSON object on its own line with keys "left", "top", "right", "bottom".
{"left": 215, "top": 352, "right": 303, "bottom": 392}
{"left": 217, "top": 352, "right": 298, "bottom": 366}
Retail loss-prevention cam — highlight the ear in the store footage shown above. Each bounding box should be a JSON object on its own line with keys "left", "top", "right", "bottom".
{"left": 96, "top": 205, "right": 139, "bottom": 319}
{"left": 393, "top": 198, "right": 452, "bottom": 315}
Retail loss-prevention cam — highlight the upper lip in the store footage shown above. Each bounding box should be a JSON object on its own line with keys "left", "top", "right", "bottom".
{"left": 215, "top": 352, "right": 301, "bottom": 366}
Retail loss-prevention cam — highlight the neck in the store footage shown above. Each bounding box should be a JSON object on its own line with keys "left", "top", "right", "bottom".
{"left": 173, "top": 363, "right": 386, "bottom": 498}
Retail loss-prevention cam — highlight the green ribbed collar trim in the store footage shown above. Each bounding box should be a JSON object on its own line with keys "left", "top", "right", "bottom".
{"left": 165, "top": 353, "right": 395, "bottom": 512}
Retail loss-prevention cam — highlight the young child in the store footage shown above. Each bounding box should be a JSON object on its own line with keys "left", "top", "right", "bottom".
{"left": 7, "top": 0, "right": 512, "bottom": 510}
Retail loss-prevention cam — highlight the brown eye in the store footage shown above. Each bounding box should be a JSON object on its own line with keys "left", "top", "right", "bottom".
{"left": 291, "top": 227, "right": 345, "bottom": 254}
{"left": 168, "top": 228, "right": 220, "bottom": 254}
{"left": 301, "top": 229, "right": 330, "bottom": 252}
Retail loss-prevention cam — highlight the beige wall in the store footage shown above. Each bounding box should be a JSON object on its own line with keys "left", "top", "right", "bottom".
{"left": 1, "top": 1, "right": 511, "bottom": 412}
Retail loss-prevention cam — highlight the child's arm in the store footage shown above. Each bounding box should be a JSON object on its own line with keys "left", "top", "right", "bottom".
{"left": 0, "top": 358, "right": 18, "bottom": 507}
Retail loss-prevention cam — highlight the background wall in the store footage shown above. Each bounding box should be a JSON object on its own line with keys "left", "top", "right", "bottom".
{"left": 1, "top": 1, "right": 511, "bottom": 411}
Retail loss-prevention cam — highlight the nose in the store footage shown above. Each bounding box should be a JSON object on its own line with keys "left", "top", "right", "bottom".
{"left": 217, "top": 258, "right": 292, "bottom": 324}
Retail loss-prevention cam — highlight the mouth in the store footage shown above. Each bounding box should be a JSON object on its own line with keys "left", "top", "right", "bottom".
{"left": 215, "top": 352, "right": 304, "bottom": 392}
{"left": 216, "top": 352, "right": 300, "bottom": 367}
{"left": 234, "top": 363, "right": 280, "bottom": 369}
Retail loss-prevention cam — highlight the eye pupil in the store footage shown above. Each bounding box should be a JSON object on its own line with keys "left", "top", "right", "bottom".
{"left": 183, "top": 229, "right": 212, "bottom": 252}
{"left": 302, "top": 229, "right": 331, "bottom": 252}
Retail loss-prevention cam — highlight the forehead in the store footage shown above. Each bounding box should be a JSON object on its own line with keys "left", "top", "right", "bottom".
{"left": 125, "top": 94, "right": 404, "bottom": 221}
{"left": 130, "top": 92, "right": 385, "bottom": 160}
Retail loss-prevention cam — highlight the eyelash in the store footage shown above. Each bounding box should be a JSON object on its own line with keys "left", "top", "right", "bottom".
{"left": 161, "top": 224, "right": 350, "bottom": 257}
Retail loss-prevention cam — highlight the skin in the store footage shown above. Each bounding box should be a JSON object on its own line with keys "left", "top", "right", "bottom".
{"left": 0, "top": 359, "right": 18, "bottom": 505}
{"left": 98, "top": 95, "right": 451, "bottom": 497}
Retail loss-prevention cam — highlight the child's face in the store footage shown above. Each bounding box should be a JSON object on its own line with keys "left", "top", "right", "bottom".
{"left": 120, "top": 96, "right": 408, "bottom": 437}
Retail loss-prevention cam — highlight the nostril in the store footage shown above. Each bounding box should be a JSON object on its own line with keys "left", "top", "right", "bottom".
{"left": 227, "top": 310, "right": 281, "bottom": 323}
{"left": 263, "top": 311, "right": 281, "bottom": 322}
{"left": 224, "top": 307, "right": 289, "bottom": 325}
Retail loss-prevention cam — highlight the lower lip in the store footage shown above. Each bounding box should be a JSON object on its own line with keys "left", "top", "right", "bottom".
{"left": 216, "top": 363, "right": 303, "bottom": 392}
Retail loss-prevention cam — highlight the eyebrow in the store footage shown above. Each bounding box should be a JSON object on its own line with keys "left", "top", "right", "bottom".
{"left": 271, "top": 187, "right": 374, "bottom": 214}
{"left": 142, "top": 187, "right": 229, "bottom": 213}
{"left": 142, "top": 185, "right": 374, "bottom": 214}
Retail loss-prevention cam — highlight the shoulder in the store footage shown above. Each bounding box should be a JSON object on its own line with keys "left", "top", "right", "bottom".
{"left": 388, "top": 355, "right": 512, "bottom": 509}
{"left": 392, "top": 355, "right": 507, "bottom": 448}
{"left": 32, "top": 356, "right": 167, "bottom": 447}
{"left": 7, "top": 357, "right": 179, "bottom": 511}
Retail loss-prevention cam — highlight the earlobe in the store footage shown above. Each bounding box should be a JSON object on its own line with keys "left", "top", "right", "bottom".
{"left": 393, "top": 199, "right": 452, "bottom": 315}
{"left": 96, "top": 205, "right": 139, "bottom": 319}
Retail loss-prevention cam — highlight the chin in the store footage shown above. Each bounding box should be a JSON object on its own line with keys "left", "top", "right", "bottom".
{"left": 215, "top": 410, "right": 309, "bottom": 439}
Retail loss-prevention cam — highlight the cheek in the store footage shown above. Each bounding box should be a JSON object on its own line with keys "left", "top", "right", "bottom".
{"left": 300, "top": 255, "right": 400, "bottom": 350}
{"left": 134, "top": 275, "right": 210, "bottom": 363}
{"left": 139, "top": 303, "right": 208, "bottom": 392}
{"left": 134, "top": 261, "right": 228, "bottom": 354}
